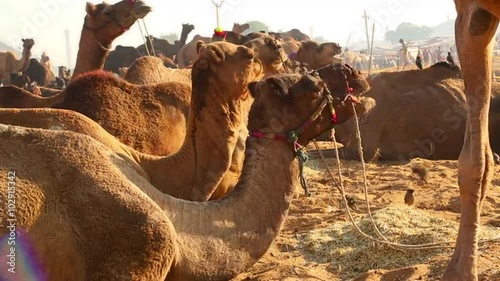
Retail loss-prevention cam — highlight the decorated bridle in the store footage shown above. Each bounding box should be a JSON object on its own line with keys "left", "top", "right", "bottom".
{"left": 248, "top": 67, "right": 359, "bottom": 195}
{"left": 83, "top": 0, "right": 137, "bottom": 50}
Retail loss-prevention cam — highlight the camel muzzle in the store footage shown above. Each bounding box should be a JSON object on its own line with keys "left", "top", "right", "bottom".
{"left": 131, "top": 1, "right": 152, "bottom": 19}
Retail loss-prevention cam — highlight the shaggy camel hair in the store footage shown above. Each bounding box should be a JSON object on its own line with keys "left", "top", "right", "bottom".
{"left": 71, "top": 0, "right": 152, "bottom": 80}
{"left": 0, "top": 41, "right": 264, "bottom": 202}
{"left": 336, "top": 62, "right": 500, "bottom": 161}
{"left": 124, "top": 56, "right": 192, "bottom": 85}
{"left": 0, "top": 38, "right": 34, "bottom": 85}
{"left": 0, "top": 72, "right": 373, "bottom": 281}
{"left": 176, "top": 35, "right": 211, "bottom": 68}
{"left": 441, "top": 2, "right": 499, "bottom": 280}
{"left": 0, "top": 72, "right": 191, "bottom": 156}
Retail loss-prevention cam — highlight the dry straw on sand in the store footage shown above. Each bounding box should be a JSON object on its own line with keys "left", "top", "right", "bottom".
{"left": 298, "top": 205, "right": 499, "bottom": 279}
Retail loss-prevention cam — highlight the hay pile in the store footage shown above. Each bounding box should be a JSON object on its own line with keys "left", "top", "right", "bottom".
{"left": 298, "top": 205, "right": 499, "bottom": 279}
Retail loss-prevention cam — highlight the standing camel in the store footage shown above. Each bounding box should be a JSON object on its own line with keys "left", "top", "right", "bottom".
{"left": 0, "top": 39, "right": 34, "bottom": 85}
{"left": 443, "top": 1, "right": 499, "bottom": 280}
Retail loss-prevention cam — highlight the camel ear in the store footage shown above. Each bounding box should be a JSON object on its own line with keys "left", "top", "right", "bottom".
{"left": 196, "top": 41, "right": 205, "bottom": 54}
{"left": 86, "top": 2, "right": 97, "bottom": 16}
{"left": 248, "top": 81, "right": 259, "bottom": 98}
{"left": 22, "top": 39, "right": 25, "bottom": 43}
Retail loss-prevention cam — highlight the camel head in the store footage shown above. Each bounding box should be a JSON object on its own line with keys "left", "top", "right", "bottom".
{"left": 316, "top": 63, "right": 370, "bottom": 96}
{"left": 84, "top": 0, "right": 152, "bottom": 44}
{"left": 248, "top": 73, "right": 375, "bottom": 146}
{"left": 21, "top": 38, "right": 35, "bottom": 49}
{"left": 193, "top": 41, "right": 263, "bottom": 106}
{"left": 296, "top": 41, "right": 342, "bottom": 70}
{"left": 21, "top": 38, "right": 35, "bottom": 50}
{"left": 232, "top": 23, "right": 250, "bottom": 33}
{"left": 182, "top": 23, "right": 195, "bottom": 35}
{"left": 244, "top": 36, "right": 288, "bottom": 75}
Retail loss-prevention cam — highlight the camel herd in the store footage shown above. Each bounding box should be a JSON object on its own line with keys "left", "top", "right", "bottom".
{"left": 0, "top": 0, "right": 497, "bottom": 280}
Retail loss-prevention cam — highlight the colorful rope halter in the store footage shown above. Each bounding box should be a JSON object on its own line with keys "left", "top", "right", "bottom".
{"left": 249, "top": 85, "right": 338, "bottom": 196}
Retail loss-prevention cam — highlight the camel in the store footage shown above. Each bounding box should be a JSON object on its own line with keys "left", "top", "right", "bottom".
{"left": 176, "top": 35, "right": 211, "bottom": 68}
{"left": 0, "top": 38, "right": 34, "bottom": 85}
{"left": 125, "top": 36, "right": 288, "bottom": 85}
{"left": 124, "top": 56, "right": 192, "bottom": 85}
{"left": 71, "top": 0, "right": 152, "bottom": 80}
{"left": 335, "top": 63, "right": 500, "bottom": 161}
{"left": 294, "top": 41, "right": 343, "bottom": 70}
{"left": 243, "top": 36, "right": 292, "bottom": 76}
{"left": 103, "top": 45, "right": 142, "bottom": 74}
{"left": 232, "top": 23, "right": 250, "bottom": 33}
{"left": 138, "top": 24, "right": 195, "bottom": 60}
{"left": 281, "top": 37, "right": 301, "bottom": 55}
{"left": 441, "top": 1, "right": 499, "bottom": 280}
{"left": 23, "top": 58, "right": 56, "bottom": 86}
{"left": 0, "top": 41, "right": 264, "bottom": 201}
{"left": 0, "top": 70, "right": 373, "bottom": 281}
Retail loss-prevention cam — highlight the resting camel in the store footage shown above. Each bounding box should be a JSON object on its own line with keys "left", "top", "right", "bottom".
{"left": 123, "top": 56, "right": 192, "bottom": 85}
{"left": 23, "top": 58, "right": 56, "bottom": 86}
{"left": 294, "top": 41, "right": 343, "bottom": 70}
{"left": 0, "top": 41, "right": 263, "bottom": 201}
{"left": 71, "top": 0, "right": 152, "bottom": 80}
{"left": 0, "top": 70, "right": 373, "bottom": 281}
{"left": 176, "top": 35, "right": 211, "bottom": 68}
{"left": 335, "top": 62, "right": 500, "bottom": 161}
{"left": 0, "top": 38, "right": 34, "bottom": 85}
{"left": 441, "top": 1, "right": 499, "bottom": 280}
{"left": 137, "top": 23, "right": 195, "bottom": 60}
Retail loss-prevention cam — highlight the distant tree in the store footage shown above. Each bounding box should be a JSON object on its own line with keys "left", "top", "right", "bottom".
{"left": 243, "top": 21, "right": 270, "bottom": 35}
{"left": 385, "top": 23, "right": 433, "bottom": 43}
{"left": 160, "top": 33, "right": 179, "bottom": 43}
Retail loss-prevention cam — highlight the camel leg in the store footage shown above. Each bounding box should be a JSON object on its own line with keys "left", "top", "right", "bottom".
{"left": 443, "top": 2, "right": 498, "bottom": 281}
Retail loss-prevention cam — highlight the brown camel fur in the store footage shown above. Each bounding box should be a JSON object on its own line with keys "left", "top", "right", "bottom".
{"left": 0, "top": 72, "right": 373, "bottom": 281}
{"left": 281, "top": 36, "right": 301, "bottom": 55}
{"left": 441, "top": 1, "right": 499, "bottom": 280}
{"left": 0, "top": 42, "right": 263, "bottom": 202}
{"left": 279, "top": 28, "right": 311, "bottom": 41}
{"left": 335, "top": 63, "right": 500, "bottom": 161}
{"left": 104, "top": 45, "right": 142, "bottom": 74}
{"left": 72, "top": 0, "right": 152, "bottom": 80}
{"left": 232, "top": 23, "right": 250, "bottom": 33}
{"left": 0, "top": 38, "right": 34, "bottom": 85}
{"left": 124, "top": 56, "right": 192, "bottom": 85}
{"left": 176, "top": 35, "right": 211, "bottom": 68}
{"left": 243, "top": 36, "right": 289, "bottom": 77}
{"left": 295, "top": 41, "right": 343, "bottom": 70}
{"left": 23, "top": 58, "right": 56, "bottom": 87}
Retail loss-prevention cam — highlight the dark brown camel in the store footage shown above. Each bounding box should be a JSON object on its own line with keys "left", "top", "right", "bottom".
{"left": 137, "top": 23, "right": 195, "bottom": 60}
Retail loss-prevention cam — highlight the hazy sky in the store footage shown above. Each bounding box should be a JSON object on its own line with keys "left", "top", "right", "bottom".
{"left": 0, "top": 0, "right": 457, "bottom": 69}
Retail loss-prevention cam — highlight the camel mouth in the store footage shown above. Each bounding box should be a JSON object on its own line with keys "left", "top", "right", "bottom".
{"left": 132, "top": 1, "right": 152, "bottom": 19}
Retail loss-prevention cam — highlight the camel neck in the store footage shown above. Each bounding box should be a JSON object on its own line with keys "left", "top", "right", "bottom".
{"left": 72, "top": 26, "right": 110, "bottom": 80}
{"left": 16, "top": 47, "right": 32, "bottom": 73}
{"left": 139, "top": 85, "right": 245, "bottom": 201}
{"left": 139, "top": 138, "right": 297, "bottom": 281}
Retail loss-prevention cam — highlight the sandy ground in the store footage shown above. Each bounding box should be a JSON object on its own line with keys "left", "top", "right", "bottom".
{"left": 233, "top": 143, "right": 500, "bottom": 281}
